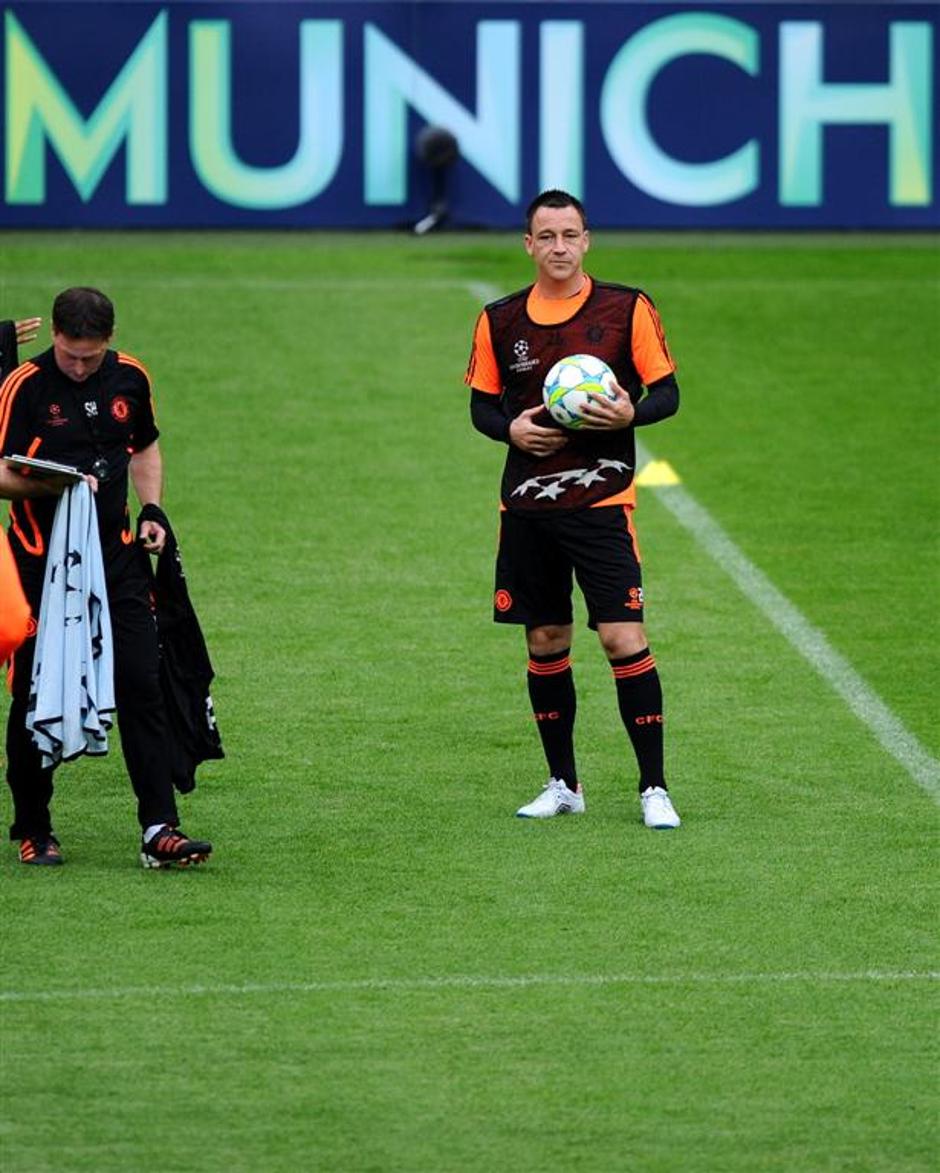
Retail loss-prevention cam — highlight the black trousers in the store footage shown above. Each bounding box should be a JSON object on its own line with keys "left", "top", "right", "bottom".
{"left": 6, "top": 543, "right": 179, "bottom": 839}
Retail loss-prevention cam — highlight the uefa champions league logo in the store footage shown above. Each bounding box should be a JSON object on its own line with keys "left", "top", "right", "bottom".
{"left": 510, "top": 337, "right": 539, "bottom": 374}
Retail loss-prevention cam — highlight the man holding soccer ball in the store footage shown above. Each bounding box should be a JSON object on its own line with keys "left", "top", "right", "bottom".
{"left": 465, "top": 189, "right": 682, "bottom": 828}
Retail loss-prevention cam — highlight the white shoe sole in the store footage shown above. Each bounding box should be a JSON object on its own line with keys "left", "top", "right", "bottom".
{"left": 516, "top": 803, "right": 584, "bottom": 819}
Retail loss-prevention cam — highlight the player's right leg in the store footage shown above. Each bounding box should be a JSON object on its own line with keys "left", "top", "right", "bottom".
{"left": 492, "top": 513, "right": 583, "bottom": 817}
{"left": 107, "top": 562, "right": 213, "bottom": 869}
{"left": 517, "top": 622, "right": 584, "bottom": 816}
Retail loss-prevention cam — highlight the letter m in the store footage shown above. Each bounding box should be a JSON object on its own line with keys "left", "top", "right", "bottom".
{"left": 5, "top": 10, "right": 167, "bottom": 204}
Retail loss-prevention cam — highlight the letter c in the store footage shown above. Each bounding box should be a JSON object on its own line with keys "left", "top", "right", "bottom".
{"left": 600, "top": 13, "right": 759, "bottom": 206}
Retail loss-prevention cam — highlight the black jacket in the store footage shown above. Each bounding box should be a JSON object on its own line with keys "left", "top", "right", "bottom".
{"left": 0, "top": 320, "right": 19, "bottom": 382}
{"left": 140, "top": 504, "right": 224, "bottom": 792}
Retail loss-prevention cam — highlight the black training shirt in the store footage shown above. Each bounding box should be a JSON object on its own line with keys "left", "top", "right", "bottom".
{"left": 0, "top": 347, "right": 159, "bottom": 556}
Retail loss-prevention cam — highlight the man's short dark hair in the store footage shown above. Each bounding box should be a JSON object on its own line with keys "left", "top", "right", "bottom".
{"left": 52, "top": 287, "right": 115, "bottom": 339}
{"left": 525, "top": 190, "right": 588, "bottom": 234}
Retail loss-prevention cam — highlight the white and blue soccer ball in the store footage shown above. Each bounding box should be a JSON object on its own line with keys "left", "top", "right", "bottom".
{"left": 542, "top": 354, "right": 616, "bottom": 429}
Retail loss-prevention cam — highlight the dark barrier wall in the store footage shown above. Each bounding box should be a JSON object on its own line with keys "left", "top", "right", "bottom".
{"left": 1, "top": 1, "right": 936, "bottom": 228}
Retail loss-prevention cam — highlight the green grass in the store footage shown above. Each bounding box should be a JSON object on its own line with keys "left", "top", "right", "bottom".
{"left": 0, "top": 231, "right": 937, "bottom": 1172}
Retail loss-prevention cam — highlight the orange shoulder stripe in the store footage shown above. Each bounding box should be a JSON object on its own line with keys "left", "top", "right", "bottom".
{"left": 0, "top": 362, "right": 39, "bottom": 451}
{"left": 632, "top": 294, "right": 675, "bottom": 385}
{"left": 465, "top": 311, "right": 502, "bottom": 395}
{"left": 116, "top": 352, "right": 151, "bottom": 381}
{"left": 117, "top": 351, "right": 158, "bottom": 424}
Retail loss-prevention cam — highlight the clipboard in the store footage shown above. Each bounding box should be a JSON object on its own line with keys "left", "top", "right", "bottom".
{"left": 4, "top": 454, "right": 84, "bottom": 482}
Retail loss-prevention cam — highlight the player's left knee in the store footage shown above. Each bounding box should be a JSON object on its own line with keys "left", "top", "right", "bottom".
{"left": 598, "top": 622, "right": 648, "bottom": 659}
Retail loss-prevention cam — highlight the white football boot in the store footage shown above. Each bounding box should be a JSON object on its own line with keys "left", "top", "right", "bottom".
{"left": 516, "top": 778, "right": 585, "bottom": 819}
{"left": 640, "top": 786, "right": 681, "bottom": 829}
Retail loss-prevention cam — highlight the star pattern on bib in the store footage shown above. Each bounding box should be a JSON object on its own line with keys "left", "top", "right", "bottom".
{"left": 510, "top": 459, "right": 632, "bottom": 501}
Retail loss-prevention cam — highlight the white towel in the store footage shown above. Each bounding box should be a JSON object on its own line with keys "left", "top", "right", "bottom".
{"left": 26, "top": 480, "right": 115, "bottom": 767}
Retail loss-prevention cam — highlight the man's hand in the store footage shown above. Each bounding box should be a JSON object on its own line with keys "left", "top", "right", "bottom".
{"left": 39, "top": 471, "right": 97, "bottom": 496}
{"left": 578, "top": 378, "right": 635, "bottom": 430}
{"left": 14, "top": 318, "right": 42, "bottom": 346}
{"left": 138, "top": 519, "right": 166, "bottom": 555}
{"left": 509, "top": 405, "right": 568, "bottom": 456}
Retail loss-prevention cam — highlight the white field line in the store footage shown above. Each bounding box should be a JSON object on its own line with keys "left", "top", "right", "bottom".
{"left": 465, "top": 281, "right": 939, "bottom": 802}
{"left": 467, "top": 280, "right": 499, "bottom": 304}
{"left": 635, "top": 439, "right": 940, "bottom": 803}
{"left": 0, "top": 969, "right": 935, "bottom": 1006}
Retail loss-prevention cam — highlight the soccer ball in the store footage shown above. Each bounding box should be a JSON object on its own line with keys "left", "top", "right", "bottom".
{"left": 542, "top": 354, "right": 616, "bottom": 429}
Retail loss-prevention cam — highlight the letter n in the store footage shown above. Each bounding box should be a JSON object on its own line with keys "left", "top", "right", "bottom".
{"left": 364, "top": 22, "right": 520, "bottom": 205}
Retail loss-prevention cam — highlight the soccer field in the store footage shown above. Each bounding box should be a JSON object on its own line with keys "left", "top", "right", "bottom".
{"left": 0, "top": 231, "right": 937, "bottom": 1172}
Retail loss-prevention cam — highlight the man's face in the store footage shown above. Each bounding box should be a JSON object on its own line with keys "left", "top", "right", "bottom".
{"left": 52, "top": 331, "right": 110, "bottom": 383}
{"left": 525, "top": 205, "right": 589, "bottom": 284}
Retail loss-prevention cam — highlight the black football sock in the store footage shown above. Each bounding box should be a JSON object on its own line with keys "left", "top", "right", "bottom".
{"left": 527, "top": 648, "right": 578, "bottom": 790}
{"left": 610, "top": 647, "right": 666, "bottom": 793}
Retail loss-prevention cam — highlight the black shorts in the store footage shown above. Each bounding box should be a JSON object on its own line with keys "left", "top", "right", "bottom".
{"left": 493, "top": 506, "right": 644, "bottom": 629}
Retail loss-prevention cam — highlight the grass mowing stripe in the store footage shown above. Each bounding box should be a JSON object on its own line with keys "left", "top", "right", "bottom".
{"left": 9, "top": 275, "right": 939, "bottom": 291}
{"left": 2, "top": 275, "right": 483, "bottom": 292}
{"left": 637, "top": 437, "right": 940, "bottom": 802}
{"left": 1, "top": 969, "right": 935, "bottom": 1004}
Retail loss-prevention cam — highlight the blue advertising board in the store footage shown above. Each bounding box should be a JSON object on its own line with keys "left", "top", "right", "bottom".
{"left": 0, "top": 2, "right": 936, "bottom": 228}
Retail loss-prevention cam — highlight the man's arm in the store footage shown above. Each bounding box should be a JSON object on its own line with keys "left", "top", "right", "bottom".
{"left": 633, "top": 373, "right": 679, "bottom": 426}
{"left": 0, "top": 464, "right": 63, "bottom": 501}
{"left": 0, "top": 318, "right": 42, "bottom": 384}
{"left": 470, "top": 390, "right": 568, "bottom": 457}
{"left": 630, "top": 293, "right": 680, "bottom": 426}
{"left": 0, "top": 358, "right": 81, "bottom": 498}
{"left": 466, "top": 308, "right": 567, "bottom": 456}
{"left": 15, "top": 318, "right": 41, "bottom": 347}
{"left": 578, "top": 372, "right": 679, "bottom": 430}
{"left": 581, "top": 292, "right": 681, "bottom": 430}
{"left": 470, "top": 388, "right": 511, "bottom": 443}
{"left": 129, "top": 439, "right": 166, "bottom": 553}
